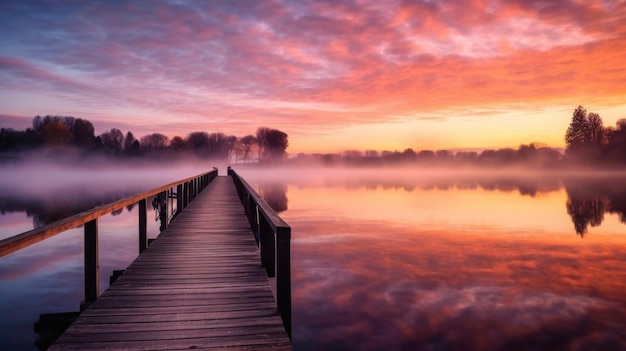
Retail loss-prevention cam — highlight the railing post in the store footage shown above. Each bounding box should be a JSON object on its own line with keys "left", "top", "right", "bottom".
{"left": 259, "top": 216, "right": 275, "bottom": 277}
{"left": 160, "top": 191, "right": 167, "bottom": 232}
{"left": 252, "top": 203, "right": 260, "bottom": 244}
{"left": 183, "top": 182, "right": 189, "bottom": 208}
{"left": 139, "top": 199, "right": 147, "bottom": 252}
{"left": 176, "top": 184, "right": 183, "bottom": 215}
{"left": 276, "top": 226, "right": 292, "bottom": 338}
{"left": 84, "top": 219, "right": 99, "bottom": 304}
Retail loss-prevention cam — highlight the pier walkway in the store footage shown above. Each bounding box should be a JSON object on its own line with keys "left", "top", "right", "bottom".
{"left": 49, "top": 176, "right": 292, "bottom": 350}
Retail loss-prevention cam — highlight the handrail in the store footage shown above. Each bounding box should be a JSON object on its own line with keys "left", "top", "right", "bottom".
{"left": 0, "top": 168, "right": 218, "bottom": 258}
{"left": 227, "top": 166, "right": 292, "bottom": 338}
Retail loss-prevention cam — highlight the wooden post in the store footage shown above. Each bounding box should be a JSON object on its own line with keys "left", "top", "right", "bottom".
{"left": 139, "top": 199, "right": 147, "bottom": 252}
{"left": 276, "top": 226, "right": 292, "bottom": 338}
{"left": 252, "top": 202, "right": 260, "bottom": 244}
{"left": 84, "top": 219, "right": 99, "bottom": 303}
{"left": 176, "top": 184, "right": 183, "bottom": 215}
{"left": 259, "top": 216, "right": 275, "bottom": 277}
{"left": 183, "top": 182, "right": 189, "bottom": 208}
{"left": 160, "top": 191, "right": 167, "bottom": 232}
{"left": 189, "top": 180, "right": 194, "bottom": 201}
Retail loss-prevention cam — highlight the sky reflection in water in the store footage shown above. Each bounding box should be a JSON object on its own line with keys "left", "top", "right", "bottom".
{"left": 0, "top": 206, "right": 160, "bottom": 350}
{"left": 245, "top": 170, "right": 626, "bottom": 350}
{"left": 1, "top": 169, "right": 625, "bottom": 350}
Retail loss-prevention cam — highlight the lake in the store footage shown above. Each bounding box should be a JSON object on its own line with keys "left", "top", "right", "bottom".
{"left": 1, "top": 165, "right": 625, "bottom": 350}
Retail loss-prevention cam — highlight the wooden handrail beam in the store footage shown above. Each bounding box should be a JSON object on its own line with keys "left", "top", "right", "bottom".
{"left": 227, "top": 166, "right": 292, "bottom": 338}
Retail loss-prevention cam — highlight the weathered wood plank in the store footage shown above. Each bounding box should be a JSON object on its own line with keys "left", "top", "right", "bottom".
{"left": 49, "top": 176, "right": 292, "bottom": 350}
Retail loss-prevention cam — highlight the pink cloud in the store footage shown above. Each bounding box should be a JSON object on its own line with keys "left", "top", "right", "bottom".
{"left": 1, "top": 0, "right": 625, "bottom": 148}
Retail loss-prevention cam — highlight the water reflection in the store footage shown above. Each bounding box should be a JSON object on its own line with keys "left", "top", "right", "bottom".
{"left": 564, "top": 177, "right": 626, "bottom": 237}
{"left": 243, "top": 170, "right": 626, "bottom": 350}
{"left": 0, "top": 192, "right": 135, "bottom": 231}
{"left": 2, "top": 170, "right": 626, "bottom": 350}
{"left": 291, "top": 219, "right": 626, "bottom": 350}
{"left": 258, "top": 182, "right": 288, "bottom": 213}
{"left": 0, "top": 197, "right": 161, "bottom": 350}
{"left": 252, "top": 171, "right": 626, "bottom": 237}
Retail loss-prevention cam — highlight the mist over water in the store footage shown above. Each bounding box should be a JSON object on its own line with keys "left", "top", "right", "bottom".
{"left": 234, "top": 165, "right": 626, "bottom": 350}
{"left": 1, "top": 161, "right": 625, "bottom": 350}
{"left": 0, "top": 156, "right": 216, "bottom": 200}
{"left": 0, "top": 156, "right": 220, "bottom": 237}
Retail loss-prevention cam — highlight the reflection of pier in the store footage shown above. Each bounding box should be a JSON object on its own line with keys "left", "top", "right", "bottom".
{"left": 0, "top": 169, "right": 292, "bottom": 350}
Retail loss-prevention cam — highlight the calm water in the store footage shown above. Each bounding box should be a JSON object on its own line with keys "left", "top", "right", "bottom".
{"left": 1, "top": 167, "right": 626, "bottom": 350}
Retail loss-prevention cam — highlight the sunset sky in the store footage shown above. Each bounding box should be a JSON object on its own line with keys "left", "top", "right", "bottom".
{"left": 1, "top": 0, "right": 625, "bottom": 153}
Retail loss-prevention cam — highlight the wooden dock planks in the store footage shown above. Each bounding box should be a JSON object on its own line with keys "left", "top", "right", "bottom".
{"left": 49, "top": 176, "right": 292, "bottom": 350}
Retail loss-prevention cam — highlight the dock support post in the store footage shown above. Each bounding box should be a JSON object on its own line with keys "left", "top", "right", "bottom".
{"left": 183, "top": 182, "right": 189, "bottom": 208}
{"left": 259, "top": 217, "right": 275, "bottom": 277}
{"left": 84, "top": 219, "right": 99, "bottom": 304}
{"left": 176, "top": 184, "right": 183, "bottom": 215}
{"left": 159, "top": 191, "right": 167, "bottom": 232}
{"left": 276, "top": 226, "right": 292, "bottom": 338}
{"left": 139, "top": 199, "right": 147, "bottom": 252}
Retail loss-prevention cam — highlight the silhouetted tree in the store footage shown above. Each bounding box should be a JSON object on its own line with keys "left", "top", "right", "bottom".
{"left": 587, "top": 113, "right": 605, "bottom": 145}
{"left": 606, "top": 118, "right": 626, "bottom": 164}
{"left": 416, "top": 150, "right": 435, "bottom": 163}
{"left": 123, "top": 131, "right": 136, "bottom": 152}
{"left": 169, "top": 136, "right": 187, "bottom": 153}
{"left": 256, "top": 127, "right": 270, "bottom": 160}
{"left": 123, "top": 131, "right": 140, "bottom": 156}
{"left": 436, "top": 150, "right": 454, "bottom": 162}
{"left": 41, "top": 121, "right": 71, "bottom": 146}
{"left": 140, "top": 133, "right": 169, "bottom": 153}
{"left": 186, "top": 132, "right": 209, "bottom": 156}
{"left": 455, "top": 151, "right": 478, "bottom": 164}
{"left": 565, "top": 106, "right": 590, "bottom": 156}
{"left": 207, "top": 132, "right": 230, "bottom": 160}
{"left": 226, "top": 135, "right": 238, "bottom": 162}
{"left": 100, "top": 128, "right": 124, "bottom": 154}
{"left": 71, "top": 118, "right": 95, "bottom": 149}
{"left": 239, "top": 135, "right": 257, "bottom": 163}
{"left": 262, "top": 129, "right": 288, "bottom": 161}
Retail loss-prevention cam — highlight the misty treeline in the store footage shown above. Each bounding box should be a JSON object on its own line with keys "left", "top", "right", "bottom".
{"left": 3, "top": 173, "right": 623, "bottom": 237}
{"left": 288, "top": 105, "right": 625, "bottom": 169}
{"left": 0, "top": 115, "right": 288, "bottom": 163}
{"left": 291, "top": 145, "right": 563, "bottom": 168}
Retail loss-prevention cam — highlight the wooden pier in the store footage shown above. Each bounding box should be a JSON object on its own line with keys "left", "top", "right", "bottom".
{"left": 48, "top": 176, "right": 292, "bottom": 350}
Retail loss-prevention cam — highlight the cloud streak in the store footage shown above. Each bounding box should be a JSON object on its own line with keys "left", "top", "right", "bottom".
{"left": 1, "top": 0, "right": 625, "bottom": 150}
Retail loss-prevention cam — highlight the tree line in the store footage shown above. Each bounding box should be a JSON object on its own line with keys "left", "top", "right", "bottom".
{"left": 286, "top": 105, "right": 625, "bottom": 168}
{"left": 288, "top": 144, "right": 564, "bottom": 168}
{"left": 0, "top": 115, "right": 289, "bottom": 162}
{"left": 1, "top": 106, "right": 624, "bottom": 168}
{"left": 564, "top": 105, "right": 626, "bottom": 166}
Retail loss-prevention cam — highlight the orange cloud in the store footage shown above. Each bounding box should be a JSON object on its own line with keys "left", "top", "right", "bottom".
{"left": 1, "top": 0, "right": 625, "bottom": 151}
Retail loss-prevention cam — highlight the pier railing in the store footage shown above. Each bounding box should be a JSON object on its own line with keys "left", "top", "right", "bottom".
{"left": 228, "top": 167, "right": 292, "bottom": 338}
{"left": 0, "top": 169, "right": 218, "bottom": 303}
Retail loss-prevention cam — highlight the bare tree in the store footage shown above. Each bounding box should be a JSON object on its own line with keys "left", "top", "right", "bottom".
{"left": 140, "top": 133, "right": 169, "bottom": 153}
{"left": 239, "top": 135, "right": 257, "bottom": 163}
{"left": 100, "top": 128, "right": 124, "bottom": 154}
{"left": 263, "top": 129, "right": 288, "bottom": 161}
